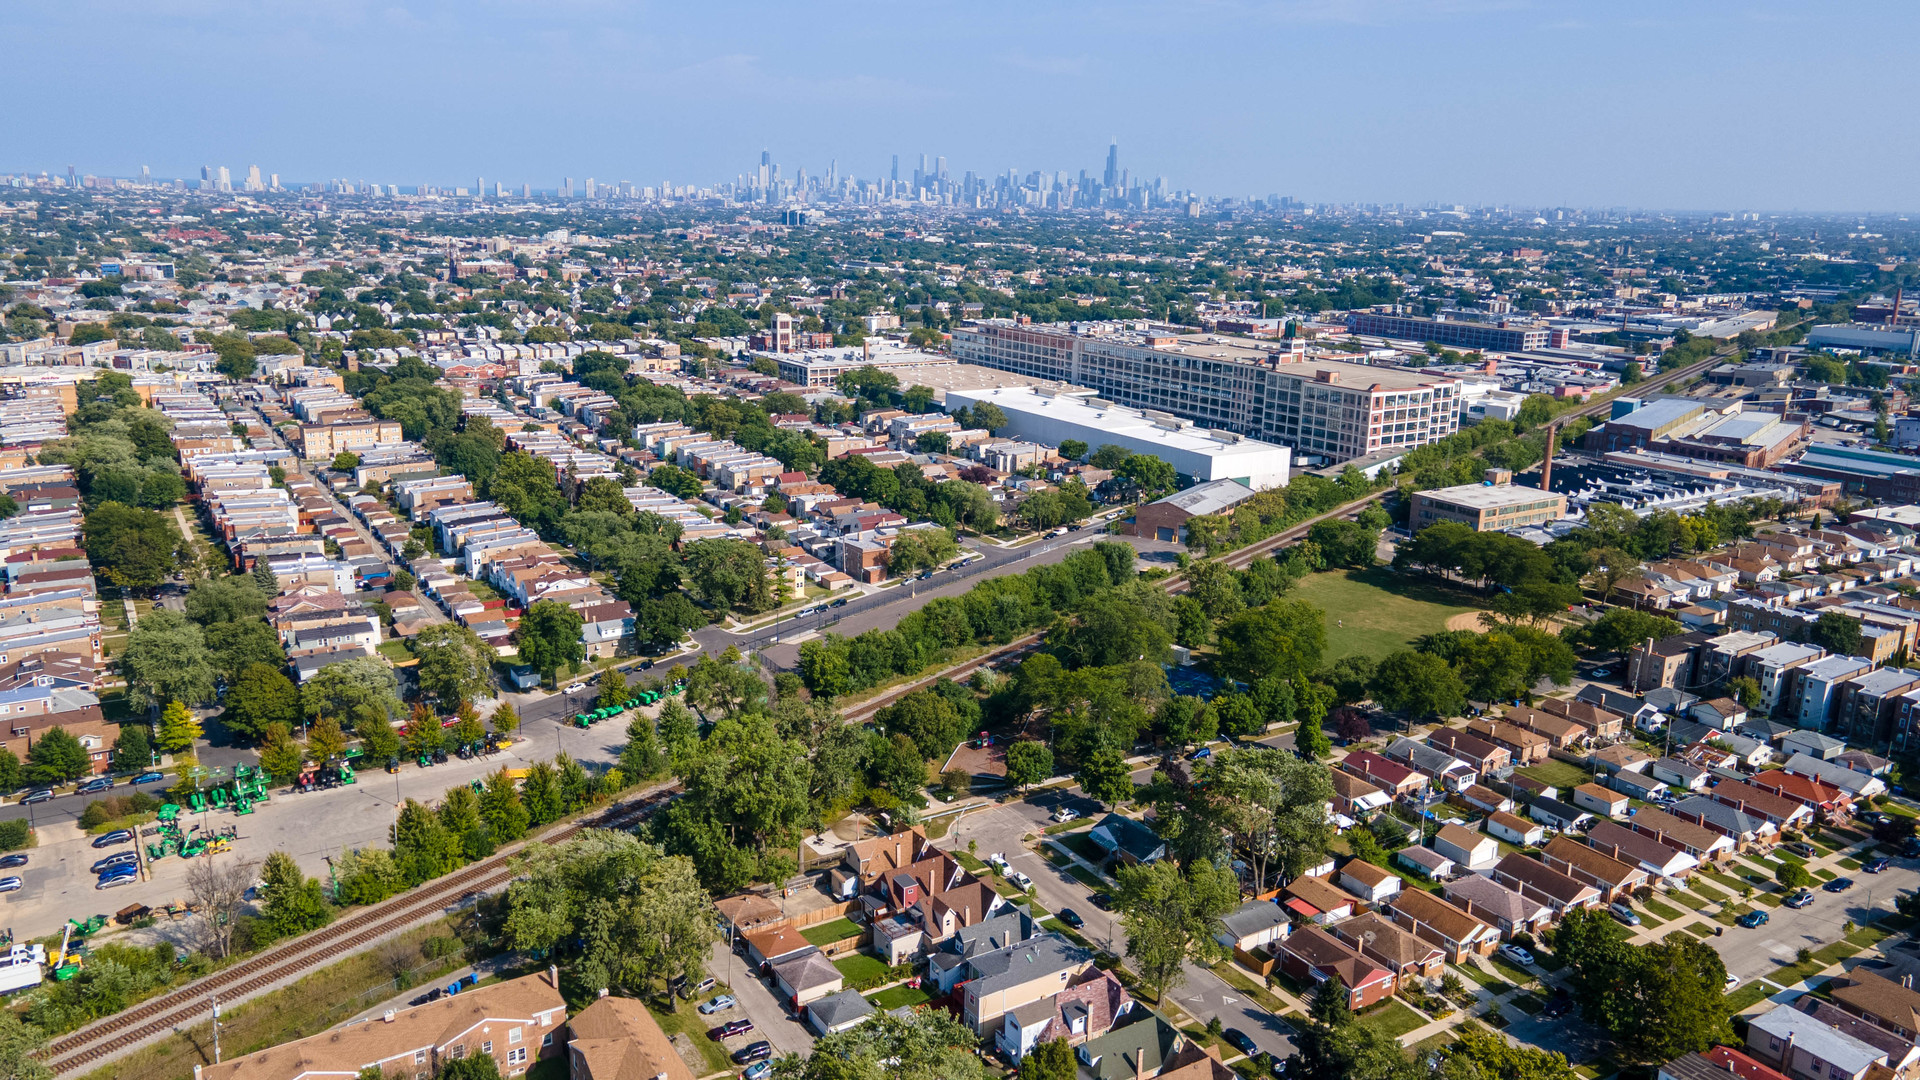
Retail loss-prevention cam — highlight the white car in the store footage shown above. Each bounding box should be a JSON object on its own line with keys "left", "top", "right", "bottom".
{"left": 1008, "top": 870, "right": 1034, "bottom": 891}
{"left": 987, "top": 852, "right": 1010, "bottom": 872}
{"left": 1051, "top": 807, "right": 1080, "bottom": 823}
{"left": 1499, "top": 944, "right": 1536, "bottom": 967}
{"left": 1725, "top": 972, "right": 1740, "bottom": 990}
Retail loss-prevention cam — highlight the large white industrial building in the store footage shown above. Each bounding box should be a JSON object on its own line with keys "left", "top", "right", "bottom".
{"left": 943, "top": 385, "right": 1291, "bottom": 489}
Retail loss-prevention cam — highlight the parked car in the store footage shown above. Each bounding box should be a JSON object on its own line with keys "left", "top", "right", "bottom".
{"left": 91, "top": 853, "right": 137, "bottom": 874}
{"left": 1865, "top": 856, "right": 1892, "bottom": 874}
{"left": 987, "top": 852, "right": 1010, "bottom": 872}
{"left": 743, "top": 1064, "right": 773, "bottom": 1080}
{"left": 733, "top": 1042, "right": 773, "bottom": 1065}
{"left": 92, "top": 830, "right": 134, "bottom": 849}
{"left": 1051, "top": 807, "right": 1081, "bottom": 823}
{"left": 698, "top": 994, "right": 736, "bottom": 1015}
{"left": 1187, "top": 747, "right": 1213, "bottom": 761}
{"left": 1008, "top": 870, "right": 1034, "bottom": 891}
{"left": 77, "top": 778, "right": 112, "bottom": 795}
{"left": 20, "top": 790, "right": 52, "bottom": 805}
{"left": 1540, "top": 992, "right": 1574, "bottom": 1019}
{"left": 1725, "top": 972, "right": 1740, "bottom": 990}
{"left": 0, "top": 878, "right": 21, "bottom": 894}
{"left": 1057, "top": 908, "right": 1084, "bottom": 929}
{"left": 1736, "top": 910, "right": 1771, "bottom": 928}
{"left": 96, "top": 875, "right": 135, "bottom": 890}
{"left": 0, "top": 854, "right": 27, "bottom": 869}
{"left": 1089, "top": 892, "right": 1112, "bottom": 910}
{"left": 1608, "top": 902, "right": 1642, "bottom": 927}
{"left": 708, "top": 1019, "right": 754, "bottom": 1041}
{"left": 1223, "top": 1029, "right": 1259, "bottom": 1056}
{"left": 1499, "top": 944, "right": 1536, "bottom": 967}
{"left": 132, "top": 771, "right": 164, "bottom": 785}
{"left": 1786, "top": 890, "right": 1816, "bottom": 909}
{"left": 1824, "top": 877, "right": 1855, "bottom": 893}
{"left": 1783, "top": 842, "right": 1817, "bottom": 858}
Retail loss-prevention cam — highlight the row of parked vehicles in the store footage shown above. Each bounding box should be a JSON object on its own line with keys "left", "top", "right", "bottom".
{"left": 573, "top": 680, "right": 688, "bottom": 729}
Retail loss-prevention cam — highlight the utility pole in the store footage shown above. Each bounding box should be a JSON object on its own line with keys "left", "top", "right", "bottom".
{"left": 211, "top": 994, "right": 222, "bottom": 1063}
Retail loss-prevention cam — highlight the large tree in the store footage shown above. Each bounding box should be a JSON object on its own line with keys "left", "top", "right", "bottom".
{"left": 502, "top": 831, "right": 716, "bottom": 996}
{"left": 1215, "top": 600, "right": 1326, "bottom": 686}
{"left": 120, "top": 609, "right": 217, "bottom": 711}
{"left": 1113, "top": 857, "right": 1240, "bottom": 999}
{"left": 514, "top": 599, "right": 585, "bottom": 684}
{"left": 410, "top": 623, "right": 495, "bottom": 707}
{"left": 1553, "top": 907, "right": 1731, "bottom": 1062}
{"left": 224, "top": 663, "right": 302, "bottom": 743}
{"left": 774, "top": 1009, "right": 983, "bottom": 1080}
{"left": 1370, "top": 651, "right": 1467, "bottom": 722}
{"left": 82, "top": 501, "right": 185, "bottom": 593}
{"left": 183, "top": 575, "right": 268, "bottom": 626}
{"left": 301, "top": 657, "right": 403, "bottom": 733}
{"left": 26, "top": 727, "right": 89, "bottom": 783}
{"left": 654, "top": 711, "right": 810, "bottom": 892}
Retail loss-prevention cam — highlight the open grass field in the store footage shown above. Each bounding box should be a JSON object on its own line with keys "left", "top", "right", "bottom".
{"left": 1287, "top": 568, "right": 1484, "bottom": 661}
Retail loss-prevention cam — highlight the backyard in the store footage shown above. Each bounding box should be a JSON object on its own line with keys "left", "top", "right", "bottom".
{"left": 1287, "top": 568, "right": 1485, "bottom": 661}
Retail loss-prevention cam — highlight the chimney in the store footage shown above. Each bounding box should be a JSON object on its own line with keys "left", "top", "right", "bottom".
{"left": 1540, "top": 423, "right": 1556, "bottom": 495}
{"left": 194, "top": 1069, "right": 203, "bottom": 1080}
{"left": 548, "top": 964, "right": 560, "bottom": 989}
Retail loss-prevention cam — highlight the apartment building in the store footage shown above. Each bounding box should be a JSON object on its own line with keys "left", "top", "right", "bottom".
{"left": 1347, "top": 312, "right": 1552, "bottom": 352}
{"left": 950, "top": 319, "right": 1461, "bottom": 464}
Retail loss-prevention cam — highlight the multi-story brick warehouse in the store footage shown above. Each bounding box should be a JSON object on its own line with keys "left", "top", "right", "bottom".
{"left": 1347, "top": 312, "right": 1554, "bottom": 353}
{"left": 949, "top": 320, "right": 1463, "bottom": 463}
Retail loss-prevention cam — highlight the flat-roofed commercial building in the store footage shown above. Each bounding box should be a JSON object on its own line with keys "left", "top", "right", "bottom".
{"left": 942, "top": 385, "right": 1291, "bottom": 488}
{"left": 950, "top": 319, "right": 1461, "bottom": 464}
{"left": 1410, "top": 476, "right": 1567, "bottom": 532}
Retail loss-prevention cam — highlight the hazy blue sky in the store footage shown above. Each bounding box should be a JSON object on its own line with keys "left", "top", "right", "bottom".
{"left": 7, "top": 0, "right": 1917, "bottom": 210}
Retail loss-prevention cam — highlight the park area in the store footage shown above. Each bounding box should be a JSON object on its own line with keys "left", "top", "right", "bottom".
{"left": 1289, "top": 567, "right": 1486, "bottom": 661}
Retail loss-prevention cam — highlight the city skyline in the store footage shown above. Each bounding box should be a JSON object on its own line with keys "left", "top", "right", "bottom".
{"left": 4, "top": 1, "right": 1919, "bottom": 211}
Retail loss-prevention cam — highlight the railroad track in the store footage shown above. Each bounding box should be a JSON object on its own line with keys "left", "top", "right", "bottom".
{"left": 45, "top": 785, "right": 677, "bottom": 1075}
{"left": 840, "top": 348, "right": 1738, "bottom": 725}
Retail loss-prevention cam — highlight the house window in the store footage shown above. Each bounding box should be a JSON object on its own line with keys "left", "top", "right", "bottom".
{"left": 450, "top": 1045, "right": 466, "bottom": 1059}
{"left": 415, "top": 1051, "right": 427, "bottom": 1065}
{"left": 508, "top": 1027, "right": 522, "bottom": 1044}
{"left": 541, "top": 1033, "right": 553, "bottom": 1047}
{"left": 1768, "top": 1038, "right": 1781, "bottom": 1052}
{"left": 507, "top": 1048, "right": 528, "bottom": 1066}
{"left": 482, "top": 1041, "right": 493, "bottom": 1055}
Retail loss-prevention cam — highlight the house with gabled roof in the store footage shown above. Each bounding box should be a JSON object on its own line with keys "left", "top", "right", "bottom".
{"left": 1334, "top": 912, "right": 1445, "bottom": 987}
{"left": 1585, "top": 820, "right": 1699, "bottom": 881}
{"left": 1385, "top": 889, "right": 1497, "bottom": 962}
{"left": 1541, "top": 835, "right": 1649, "bottom": 902}
{"left": 1443, "top": 873, "right": 1552, "bottom": 938}
{"left": 1274, "top": 925, "right": 1396, "bottom": 1009}
{"left": 1491, "top": 852, "right": 1601, "bottom": 915}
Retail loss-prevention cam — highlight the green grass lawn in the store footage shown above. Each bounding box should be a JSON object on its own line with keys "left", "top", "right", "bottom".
{"left": 832, "top": 954, "right": 889, "bottom": 986}
{"left": 650, "top": 999, "right": 736, "bottom": 1075}
{"left": 1683, "top": 922, "right": 1716, "bottom": 938}
{"left": 1725, "top": 980, "right": 1776, "bottom": 1013}
{"left": 1517, "top": 759, "right": 1594, "bottom": 791}
{"left": 1642, "top": 898, "right": 1685, "bottom": 922}
{"left": 1451, "top": 964, "right": 1513, "bottom": 995}
{"left": 1287, "top": 568, "right": 1484, "bottom": 661}
{"left": 868, "top": 984, "right": 932, "bottom": 1009}
{"left": 802, "top": 918, "right": 864, "bottom": 947}
{"left": 1353, "top": 998, "right": 1428, "bottom": 1041}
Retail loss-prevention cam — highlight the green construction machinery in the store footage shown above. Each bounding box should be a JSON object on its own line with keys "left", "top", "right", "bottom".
{"left": 67, "top": 915, "right": 105, "bottom": 938}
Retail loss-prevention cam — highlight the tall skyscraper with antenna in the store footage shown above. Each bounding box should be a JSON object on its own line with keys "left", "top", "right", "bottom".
{"left": 1103, "top": 140, "right": 1119, "bottom": 190}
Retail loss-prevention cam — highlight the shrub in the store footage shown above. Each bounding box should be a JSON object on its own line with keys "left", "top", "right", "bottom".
{"left": 0, "top": 819, "right": 28, "bottom": 851}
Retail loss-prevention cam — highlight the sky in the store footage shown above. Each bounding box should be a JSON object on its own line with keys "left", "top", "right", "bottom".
{"left": 6, "top": 0, "right": 1918, "bottom": 212}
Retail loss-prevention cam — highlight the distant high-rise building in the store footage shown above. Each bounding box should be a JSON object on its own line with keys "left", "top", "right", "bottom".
{"left": 584, "top": 177, "right": 596, "bottom": 198}
{"left": 563, "top": 177, "right": 574, "bottom": 198}
{"left": 67, "top": 165, "right": 76, "bottom": 187}
{"left": 890, "top": 155, "right": 899, "bottom": 183}
{"left": 475, "top": 176, "right": 485, "bottom": 198}
{"left": 1104, "top": 140, "right": 1119, "bottom": 190}
{"left": 757, "top": 149, "right": 770, "bottom": 191}
{"left": 216, "top": 165, "right": 231, "bottom": 191}
{"left": 244, "top": 164, "right": 263, "bottom": 192}
{"left": 139, "top": 164, "right": 150, "bottom": 184}
{"left": 270, "top": 173, "right": 280, "bottom": 191}
{"left": 521, "top": 182, "right": 531, "bottom": 197}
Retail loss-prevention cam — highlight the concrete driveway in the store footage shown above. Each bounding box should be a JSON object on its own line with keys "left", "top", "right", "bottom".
{"left": 943, "top": 794, "right": 1298, "bottom": 1065}
{"left": 705, "top": 940, "right": 815, "bottom": 1058}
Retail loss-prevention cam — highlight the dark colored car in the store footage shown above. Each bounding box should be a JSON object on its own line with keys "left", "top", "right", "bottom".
{"left": 132, "top": 771, "right": 164, "bottom": 785}
{"left": 1540, "top": 993, "right": 1574, "bottom": 1019}
{"left": 92, "top": 829, "right": 134, "bottom": 849}
{"left": 1864, "top": 857, "right": 1892, "bottom": 874}
{"left": 732, "top": 1042, "right": 773, "bottom": 1065}
{"left": 1825, "top": 877, "right": 1855, "bottom": 893}
{"left": 1223, "top": 1029, "right": 1259, "bottom": 1057}
{"left": 20, "top": 790, "right": 52, "bottom": 804}
{"left": 708, "top": 1019, "right": 754, "bottom": 1041}
{"left": 1057, "top": 908, "right": 1084, "bottom": 929}
{"left": 0, "top": 854, "right": 26, "bottom": 869}
{"left": 830, "top": 598, "right": 849, "bottom": 608}
{"left": 77, "top": 778, "right": 112, "bottom": 795}
{"left": 1736, "top": 909, "right": 1771, "bottom": 928}
{"left": 1089, "top": 892, "right": 1112, "bottom": 910}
